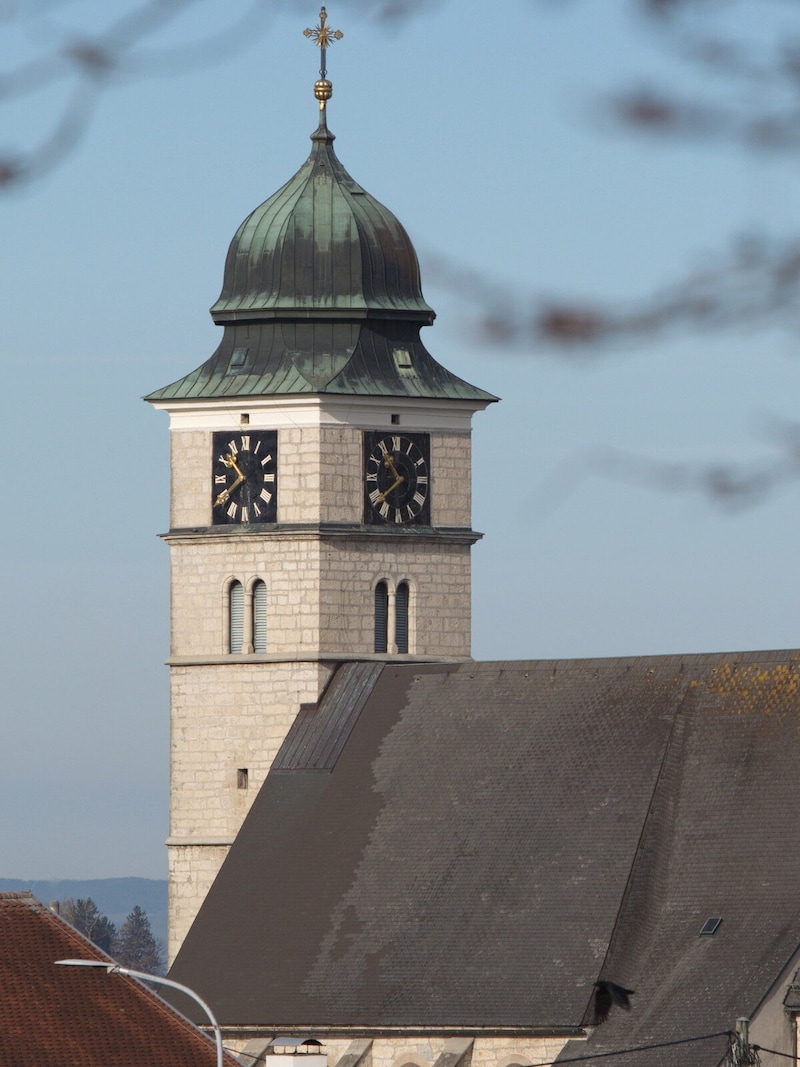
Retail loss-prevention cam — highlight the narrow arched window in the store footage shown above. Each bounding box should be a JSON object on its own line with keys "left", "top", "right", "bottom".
{"left": 374, "top": 581, "right": 388, "bottom": 653}
{"left": 396, "top": 581, "right": 410, "bottom": 654}
{"left": 253, "top": 580, "right": 267, "bottom": 653}
{"left": 229, "top": 581, "right": 244, "bottom": 654}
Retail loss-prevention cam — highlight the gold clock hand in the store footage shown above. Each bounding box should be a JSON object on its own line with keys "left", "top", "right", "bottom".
{"left": 214, "top": 462, "right": 246, "bottom": 507}
{"left": 378, "top": 474, "right": 404, "bottom": 502}
{"left": 383, "top": 454, "right": 401, "bottom": 481}
{"left": 223, "top": 454, "right": 245, "bottom": 479}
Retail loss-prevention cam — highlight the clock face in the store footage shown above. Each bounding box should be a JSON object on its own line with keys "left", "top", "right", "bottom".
{"left": 211, "top": 431, "right": 277, "bottom": 525}
{"left": 364, "top": 432, "right": 430, "bottom": 526}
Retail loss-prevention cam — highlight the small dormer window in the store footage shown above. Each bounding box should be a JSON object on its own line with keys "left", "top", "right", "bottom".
{"left": 393, "top": 348, "right": 413, "bottom": 371}
{"left": 228, "top": 347, "right": 249, "bottom": 374}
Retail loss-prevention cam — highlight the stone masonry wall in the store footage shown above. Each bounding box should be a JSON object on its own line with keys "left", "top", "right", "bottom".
{"left": 319, "top": 539, "right": 471, "bottom": 657}
{"left": 169, "top": 538, "right": 324, "bottom": 657}
{"left": 346, "top": 1037, "right": 571, "bottom": 1067}
{"left": 166, "top": 414, "right": 475, "bottom": 959}
{"left": 431, "top": 432, "right": 472, "bottom": 529}
{"left": 167, "top": 659, "right": 334, "bottom": 960}
{"left": 224, "top": 1035, "right": 574, "bottom": 1067}
{"left": 171, "top": 429, "right": 208, "bottom": 530}
{"left": 168, "top": 843, "right": 230, "bottom": 965}
{"left": 169, "top": 535, "right": 471, "bottom": 660}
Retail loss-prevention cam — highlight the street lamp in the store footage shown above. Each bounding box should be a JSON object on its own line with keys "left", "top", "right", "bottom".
{"left": 55, "top": 958, "right": 224, "bottom": 1067}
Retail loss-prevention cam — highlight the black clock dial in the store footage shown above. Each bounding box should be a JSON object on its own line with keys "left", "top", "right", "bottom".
{"left": 364, "top": 432, "right": 430, "bottom": 526}
{"left": 211, "top": 430, "right": 277, "bottom": 525}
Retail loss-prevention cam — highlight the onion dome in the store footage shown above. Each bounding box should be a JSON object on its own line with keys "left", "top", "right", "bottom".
{"left": 146, "top": 20, "right": 495, "bottom": 405}
{"left": 210, "top": 121, "right": 435, "bottom": 327}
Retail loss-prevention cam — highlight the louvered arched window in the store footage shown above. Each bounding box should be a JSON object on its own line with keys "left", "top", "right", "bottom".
{"left": 396, "top": 581, "right": 410, "bottom": 654}
{"left": 374, "top": 581, "right": 389, "bottom": 653}
{"left": 229, "top": 581, "right": 244, "bottom": 654}
{"left": 252, "top": 580, "right": 267, "bottom": 653}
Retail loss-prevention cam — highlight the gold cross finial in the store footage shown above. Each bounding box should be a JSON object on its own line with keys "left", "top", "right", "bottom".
{"left": 303, "top": 7, "right": 343, "bottom": 80}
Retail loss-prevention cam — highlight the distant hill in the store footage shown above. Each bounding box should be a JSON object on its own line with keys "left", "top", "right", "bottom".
{"left": 0, "top": 878, "right": 168, "bottom": 947}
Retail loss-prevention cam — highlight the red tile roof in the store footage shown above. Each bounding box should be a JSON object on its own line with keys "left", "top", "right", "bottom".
{"left": 0, "top": 892, "right": 233, "bottom": 1067}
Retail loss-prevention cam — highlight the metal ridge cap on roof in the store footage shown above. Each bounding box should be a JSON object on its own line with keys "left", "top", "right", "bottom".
{"left": 455, "top": 647, "right": 800, "bottom": 671}
{"left": 210, "top": 306, "right": 436, "bottom": 324}
{"left": 215, "top": 1023, "right": 588, "bottom": 1037}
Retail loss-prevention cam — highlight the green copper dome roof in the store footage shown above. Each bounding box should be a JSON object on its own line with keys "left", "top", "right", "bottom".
{"left": 211, "top": 122, "right": 434, "bottom": 326}
{"left": 146, "top": 119, "right": 495, "bottom": 405}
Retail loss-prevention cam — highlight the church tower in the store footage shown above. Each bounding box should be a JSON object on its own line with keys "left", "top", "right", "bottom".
{"left": 146, "top": 9, "right": 496, "bottom": 961}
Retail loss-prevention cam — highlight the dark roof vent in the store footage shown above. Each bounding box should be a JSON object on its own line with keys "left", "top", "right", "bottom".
{"left": 700, "top": 916, "right": 722, "bottom": 936}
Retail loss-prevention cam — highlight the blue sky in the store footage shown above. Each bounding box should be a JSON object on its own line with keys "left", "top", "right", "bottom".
{"left": 2, "top": 0, "right": 798, "bottom": 879}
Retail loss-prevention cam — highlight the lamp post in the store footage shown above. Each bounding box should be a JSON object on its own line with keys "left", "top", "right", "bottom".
{"left": 55, "top": 958, "right": 224, "bottom": 1067}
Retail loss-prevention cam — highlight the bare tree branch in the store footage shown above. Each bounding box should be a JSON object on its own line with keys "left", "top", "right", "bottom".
{"left": 428, "top": 234, "right": 800, "bottom": 353}
{"left": 594, "top": 0, "right": 800, "bottom": 153}
{"left": 0, "top": 0, "right": 280, "bottom": 188}
{"left": 0, "top": 0, "right": 440, "bottom": 187}
{"left": 533, "top": 420, "right": 800, "bottom": 515}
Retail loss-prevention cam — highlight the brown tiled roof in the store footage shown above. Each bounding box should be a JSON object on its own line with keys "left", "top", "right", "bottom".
{"left": 168, "top": 652, "right": 800, "bottom": 1058}
{"left": 0, "top": 892, "right": 233, "bottom": 1067}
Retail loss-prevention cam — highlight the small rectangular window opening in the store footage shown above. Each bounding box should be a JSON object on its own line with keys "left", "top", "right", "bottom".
{"left": 240, "top": 412, "right": 250, "bottom": 425}
{"left": 391, "top": 413, "right": 400, "bottom": 425}
{"left": 699, "top": 916, "right": 722, "bottom": 936}
{"left": 392, "top": 348, "right": 415, "bottom": 376}
{"left": 228, "top": 347, "right": 249, "bottom": 374}
{"left": 237, "top": 768, "right": 249, "bottom": 790}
